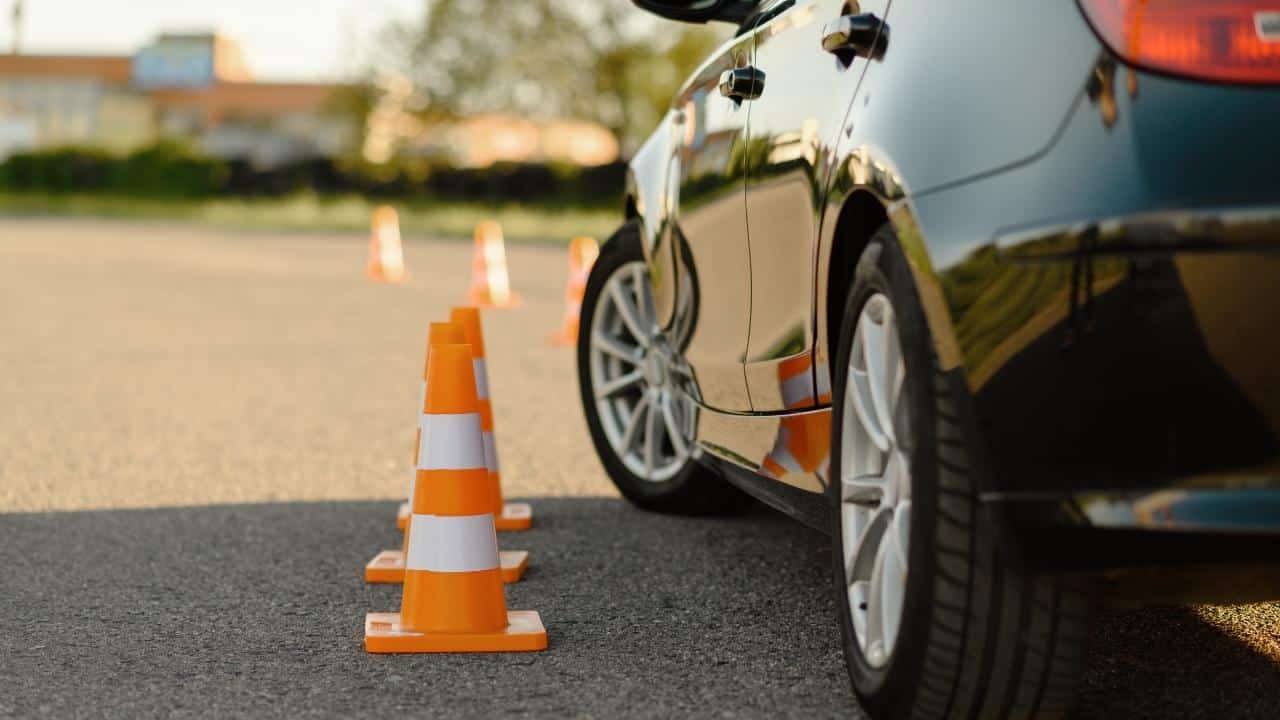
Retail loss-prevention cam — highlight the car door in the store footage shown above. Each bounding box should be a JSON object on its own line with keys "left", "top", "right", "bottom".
{"left": 741, "top": 0, "right": 889, "bottom": 411}
{"left": 658, "top": 32, "right": 759, "bottom": 413}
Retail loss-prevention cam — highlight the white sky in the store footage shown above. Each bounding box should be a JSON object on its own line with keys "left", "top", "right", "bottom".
{"left": 0, "top": 0, "right": 425, "bottom": 81}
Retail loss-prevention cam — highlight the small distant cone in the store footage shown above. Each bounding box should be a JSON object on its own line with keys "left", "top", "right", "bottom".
{"left": 365, "top": 344, "right": 546, "bottom": 654}
{"left": 367, "top": 205, "right": 406, "bottom": 283}
{"left": 370, "top": 321, "right": 528, "bottom": 585}
{"left": 550, "top": 236, "right": 599, "bottom": 346}
{"left": 464, "top": 220, "right": 520, "bottom": 308}
{"left": 452, "top": 306, "right": 533, "bottom": 531}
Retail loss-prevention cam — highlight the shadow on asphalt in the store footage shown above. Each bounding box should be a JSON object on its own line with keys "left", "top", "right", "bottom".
{"left": 1078, "top": 604, "right": 1280, "bottom": 719}
{"left": 0, "top": 498, "right": 1276, "bottom": 718}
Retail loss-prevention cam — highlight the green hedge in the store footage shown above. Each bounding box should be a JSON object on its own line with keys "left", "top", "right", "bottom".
{"left": 0, "top": 144, "right": 626, "bottom": 206}
{"left": 0, "top": 142, "right": 226, "bottom": 198}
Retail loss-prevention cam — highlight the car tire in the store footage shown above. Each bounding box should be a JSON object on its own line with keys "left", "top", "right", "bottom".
{"left": 577, "top": 220, "right": 745, "bottom": 515}
{"left": 829, "top": 225, "right": 1090, "bottom": 719}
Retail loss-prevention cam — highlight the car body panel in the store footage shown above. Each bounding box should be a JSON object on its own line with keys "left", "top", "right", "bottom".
{"left": 697, "top": 393, "right": 830, "bottom": 493}
{"left": 907, "top": 70, "right": 1280, "bottom": 500}
{"left": 661, "top": 33, "right": 758, "bottom": 412}
{"left": 622, "top": 0, "right": 1280, "bottom": 574}
{"left": 741, "top": 0, "right": 886, "bottom": 412}
{"left": 813, "top": 0, "right": 1105, "bottom": 393}
{"left": 837, "top": 0, "right": 1101, "bottom": 197}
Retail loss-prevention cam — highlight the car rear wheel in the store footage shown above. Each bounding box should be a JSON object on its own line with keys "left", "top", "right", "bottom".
{"left": 830, "top": 226, "right": 1090, "bottom": 719}
{"left": 576, "top": 221, "right": 743, "bottom": 514}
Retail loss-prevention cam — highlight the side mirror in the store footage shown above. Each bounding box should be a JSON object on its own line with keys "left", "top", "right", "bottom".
{"left": 632, "top": 0, "right": 756, "bottom": 24}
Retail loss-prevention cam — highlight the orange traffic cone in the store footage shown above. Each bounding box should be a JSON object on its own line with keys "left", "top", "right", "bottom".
{"left": 464, "top": 220, "right": 520, "bottom": 308}
{"left": 367, "top": 322, "right": 528, "bottom": 584}
{"left": 451, "top": 306, "right": 532, "bottom": 531}
{"left": 393, "top": 322, "right": 460, "bottom": 533}
{"left": 391, "top": 308, "right": 532, "bottom": 531}
{"left": 761, "top": 354, "right": 831, "bottom": 480}
{"left": 367, "top": 205, "right": 406, "bottom": 283}
{"left": 550, "top": 236, "right": 599, "bottom": 345}
{"left": 365, "top": 343, "right": 547, "bottom": 654}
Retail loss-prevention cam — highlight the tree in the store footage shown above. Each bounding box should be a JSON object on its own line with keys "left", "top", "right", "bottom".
{"left": 380, "top": 0, "right": 727, "bottom": 152}
{"left": 594, "top": 27, "right": 724, "bottom": 151}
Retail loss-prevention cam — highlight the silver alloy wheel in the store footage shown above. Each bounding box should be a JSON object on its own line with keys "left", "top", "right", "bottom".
{"left": 588, "top": 260, "right": 696, "bottom": 482}
{"left": 841, "top": 293, "right": 911, "bottom": 669}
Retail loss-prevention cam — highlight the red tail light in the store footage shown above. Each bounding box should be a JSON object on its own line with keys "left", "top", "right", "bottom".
{"left": 1079, "top": 0, "right": 1280, "bottom": 84}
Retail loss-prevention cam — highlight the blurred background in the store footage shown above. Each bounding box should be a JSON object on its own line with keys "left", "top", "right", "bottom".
{"left": 2, "top": 6, "right": 1277, "bottom": 718}
{"left": 0, "top": 0, "right": 728, "bottom": 241}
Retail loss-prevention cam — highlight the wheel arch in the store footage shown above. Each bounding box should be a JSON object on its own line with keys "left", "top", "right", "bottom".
{"left": 817, "top": 148, "right": 965, "bottom": 388}
{"left": 821, "top": 190, "right": 889, "bottom": 374}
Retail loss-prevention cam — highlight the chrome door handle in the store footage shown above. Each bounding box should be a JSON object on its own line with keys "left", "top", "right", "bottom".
{"left": 821, "top": 13, "right": 888, "bottom": 60}
{"left": 718, "top": 66, "right": 766, "bottom": 101}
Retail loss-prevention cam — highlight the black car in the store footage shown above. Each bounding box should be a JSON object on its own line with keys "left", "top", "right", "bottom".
{"left": 575, "top": 1, "right": 1280, "bottom": 717}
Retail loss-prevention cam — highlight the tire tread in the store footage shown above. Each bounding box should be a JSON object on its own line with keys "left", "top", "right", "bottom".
{"left": 832, "top": 230, "right": 1090, "bottom": 720}
{"left": 911, "top": 356, "right": 1089, "bottom": 720}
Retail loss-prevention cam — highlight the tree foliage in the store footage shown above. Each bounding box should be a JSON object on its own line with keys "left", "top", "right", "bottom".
{"left": 388, "top": 0, "right": 727, "bottom": 150}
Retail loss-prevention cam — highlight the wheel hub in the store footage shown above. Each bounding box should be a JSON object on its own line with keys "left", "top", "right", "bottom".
{"left": 840, "top": 292, "right": 911, "bottom": 669}
{"left": 588, "top": 260, "right": 696, "bottom": 483}
{"left": 643, "top": 351, "right": 667, "bottom": 388}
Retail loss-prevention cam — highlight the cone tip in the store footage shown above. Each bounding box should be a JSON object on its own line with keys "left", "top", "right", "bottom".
{"left": 449, "top": 306, "right": 486, "bottom": 357}
{"left": 428, "top": 321, "right": 465, "bottom": 346}
{"left": 474, "top": 220, "right": 503, "bottom": 244}
{"left": 425, "top": 343, "right": 480, "bottom": 413}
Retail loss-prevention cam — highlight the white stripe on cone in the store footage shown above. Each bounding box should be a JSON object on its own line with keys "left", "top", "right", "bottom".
{"left": 416, "top": 413, "right": 485, "bottom": 470}
{"left": 780, "top": 370, "right": 814, "bottom": 408}
{"left": 482, "top": 431, "right": 499, "bottom": 474}
{"left": 473, "top": 359, "right": 489, "bottom": 399}
{"left": 770, "top": 448, "right": 804, "bottom": 475}
{"left": 405, "top": 514, "right": 500, "bottom": 572}
{"left": 816, "top": 363, "right": 832, "bottom": 399}
{"left": 767, "top": 425, "right": 804, "bottom": 474}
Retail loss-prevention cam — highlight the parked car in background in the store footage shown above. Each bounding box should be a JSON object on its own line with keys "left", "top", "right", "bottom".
{"left": 576, "top": 0, "right": 1280, "bottom": 717}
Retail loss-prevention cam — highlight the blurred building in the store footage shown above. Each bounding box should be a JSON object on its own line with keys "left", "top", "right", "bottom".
{"left": 0, "top": 33, "right": 354, "bottom": 166}
{"left": 0, "top": 32, "right": 619, "bottom": 171}
{"left": 404, "top": 114, "right": 619, "bottom": 168}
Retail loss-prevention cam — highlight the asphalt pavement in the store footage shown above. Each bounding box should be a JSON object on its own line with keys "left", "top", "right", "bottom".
{"left": 0, "top": 499, "right": 855, "bottom": 719}
{"left": 3, "top": 499, "right": 1280, "bottom": 719}
{"left": 2, "top": 219, "right": 1278, "bottom": 718}
{"left": 0, "top": 218, "right": 613, "bottom": 513}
